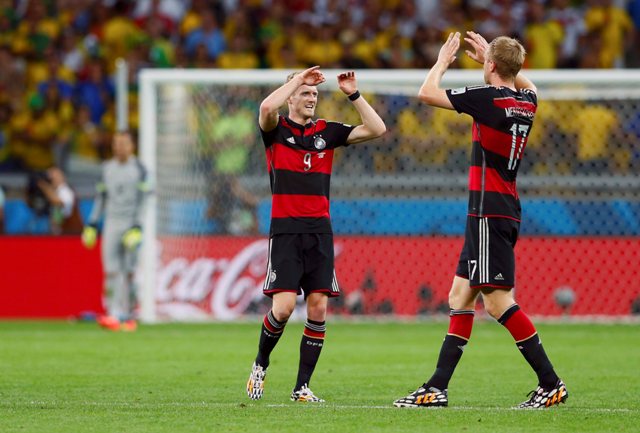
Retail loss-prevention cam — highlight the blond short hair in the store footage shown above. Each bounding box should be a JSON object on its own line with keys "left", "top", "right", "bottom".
{"left": 286, "top": 71, "right": 300, "bottom": 83}
{"left": 487, "top": 37, "right": 526, "bottom": 81}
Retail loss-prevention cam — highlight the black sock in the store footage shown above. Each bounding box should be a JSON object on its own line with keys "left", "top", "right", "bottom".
{"left": 517, "top": 334, "right": 559, "bottom": 389}
{"left": 498, "top": 305, "right": 560, "bottom": 390}
{"left": 295, "top": 319, "right": 326, "bottom": 391}
{"left": 255, "top": 310, "right": 287, "bottom": 368}
{"left": 424, "top": 335, "right": 468, "bottom": 391}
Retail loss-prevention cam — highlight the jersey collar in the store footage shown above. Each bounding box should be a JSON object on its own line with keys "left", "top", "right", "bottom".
{"left": 284, "top": 116, "right": 316, "bottom": 131}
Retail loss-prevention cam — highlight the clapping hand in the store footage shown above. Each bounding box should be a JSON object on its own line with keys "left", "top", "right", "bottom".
{"left": 464, "top": 31, "right": 489, "bottom": 65}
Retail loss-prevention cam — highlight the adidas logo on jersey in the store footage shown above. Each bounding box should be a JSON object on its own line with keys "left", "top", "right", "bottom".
{"left": 286, "top": 136, "right": 295, "bottom": 144}
{"left": 494, "top": 273, "right": 505, "bottom": 280}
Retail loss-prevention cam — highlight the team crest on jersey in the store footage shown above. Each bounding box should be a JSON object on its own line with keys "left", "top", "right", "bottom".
{"left": 314, "top": 136, "right": 326, "bottom": 150}
{"left": 269, "top": 270, "right": 277, "bottom": 283}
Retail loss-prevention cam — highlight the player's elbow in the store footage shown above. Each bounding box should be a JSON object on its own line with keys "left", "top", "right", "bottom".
{"left": 370, "top": 121, "right": 387, "bottom": 138}
{"left": 259, "top": 101, "right": 277, "bottom": 119}
{"left": 259, "top": 103, "right": 279, "bottom": 131}
{"left": 260, "top": 99, "right": 280, "bottom": 119}
{"left": 417, "top": 87, "right": 438, "bottom": 105}
{"left": 365, "top": 122, "right": 386, "bottom": 140}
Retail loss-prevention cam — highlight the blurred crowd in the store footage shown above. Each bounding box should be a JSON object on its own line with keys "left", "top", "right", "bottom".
{"left": 0, "top": 0, "right": 639, "bottom": 175}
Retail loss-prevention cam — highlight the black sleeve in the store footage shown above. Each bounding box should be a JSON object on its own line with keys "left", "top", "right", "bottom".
{"left": 446, "top": 85, "right": 497, "bottom": 124}
{"left": 259, "top": 117, "right": 280, "bottom": 148}
{"left": 325, "top": 121, "right": 356, "bottom": 149}
{"left": 521, "top": 88, "right": 538, "bottom": 106}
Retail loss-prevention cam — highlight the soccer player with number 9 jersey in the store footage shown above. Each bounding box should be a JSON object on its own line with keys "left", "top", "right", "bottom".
{"left": 246, "top": 66, "right": 386, "bottom": 402}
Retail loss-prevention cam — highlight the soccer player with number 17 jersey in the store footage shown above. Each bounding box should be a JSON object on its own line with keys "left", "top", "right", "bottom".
{"left": 393, "top": 32, "right": 568, "bottom": 409}
{"left": 247, "top": 66, "right": 386, "bottom": 402}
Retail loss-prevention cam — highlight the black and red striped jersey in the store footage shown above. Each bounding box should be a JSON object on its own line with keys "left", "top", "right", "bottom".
{"left": 260, "top": 115, "right": 355, "bottom": 234}
{"left": 446, "top": 85, "right": 537, "bottom": 221}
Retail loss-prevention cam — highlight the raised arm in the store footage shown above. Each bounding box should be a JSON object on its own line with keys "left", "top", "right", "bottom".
{"left": 337, "top": 71, "right": 386, "bottom": 144}
{"left": 514, "top": 73, "right": 537, "bottom": 93}
{"left": 417, "top": 32, "right": 460, "bottom": 110}
{"left": 258, "top": 66, "right": 325, "bottom": 132}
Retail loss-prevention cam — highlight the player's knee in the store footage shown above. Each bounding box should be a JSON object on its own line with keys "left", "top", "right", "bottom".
{"left": 306, "top": 294, "right": 328, "bottom": 321}
{"left": 481, "top": 289, "right": 515, "bottom": 319}
{"left": 271, "top": 302, "right": 295, "bottom": 322}
{"left": 484, "top": 304, "right": 502, "bottom": 319}
{"left": 481, "top": 297, "right": 505, "bottom": 319}
{"left": 448, "top": 290, "right": 474, "bottom": 310}
{"left": 271, "top": 307, "right": 294, "bottom": 322}
{"left": 306, "top": 304, "right": 327, "bottom": 321}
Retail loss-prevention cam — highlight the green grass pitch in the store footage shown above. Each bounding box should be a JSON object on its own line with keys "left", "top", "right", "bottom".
{"left": 0, "top": 320, "right": 638, "bottom": 432}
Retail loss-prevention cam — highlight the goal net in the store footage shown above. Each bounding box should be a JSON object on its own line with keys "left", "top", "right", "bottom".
{"left": 138, "top": 69, "right": 640, "bottom": 322}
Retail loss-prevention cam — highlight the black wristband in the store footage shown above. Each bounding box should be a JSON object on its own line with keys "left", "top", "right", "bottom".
{"left": 348, "top": 90, "right": 361, "bottom": 101}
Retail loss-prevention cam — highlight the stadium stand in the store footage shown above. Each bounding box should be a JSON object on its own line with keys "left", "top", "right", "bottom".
{"left": 0, "top": 0, "right": 639, "bottom": 233}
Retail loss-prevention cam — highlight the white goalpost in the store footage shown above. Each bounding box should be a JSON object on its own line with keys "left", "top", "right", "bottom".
{"left": 138, "top": 69, "right": 640, "bottom": 323}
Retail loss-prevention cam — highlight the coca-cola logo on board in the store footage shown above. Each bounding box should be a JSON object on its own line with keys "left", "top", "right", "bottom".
{"left": 156, "top": 239, "right": 269, "bottom": 321}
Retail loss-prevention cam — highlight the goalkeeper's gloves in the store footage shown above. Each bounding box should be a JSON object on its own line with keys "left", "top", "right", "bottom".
{"left": 81, "top": 224, "right": 98, "bottom": 249}
{"left": 122, "top": 225, "right": 143, "bottom": 251}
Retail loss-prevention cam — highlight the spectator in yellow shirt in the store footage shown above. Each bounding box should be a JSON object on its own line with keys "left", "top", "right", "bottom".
{"left": 584, "top": 0, "right": 635, "bottom": 68}
{"left": 41, "top": 84, "right": 75, "bottom": 170}
{"left": 217, "top": 34, "right": 260, "bottom": 69}
{"left": 99, "top": 3, "right": 142, "bottom": 68}
{"left": 69, "top": 104, "right": 107, "bottom": 164}
{"left": 13, "top": 2, "right": 61, "bottom": 57}
{"left": 523, "top": 2, "right": 564, "bottom": 69}
{"left": 396, "top": 101, "right": 438, "bottom": 170}
{"left": 571, "top": 103, "right": 619, "bottom": 173}
{"left": 10, "top": 93, "right": 58, "bottom": 171}
{"left": 301, "top": 23, "right": 343, "bottom": 66}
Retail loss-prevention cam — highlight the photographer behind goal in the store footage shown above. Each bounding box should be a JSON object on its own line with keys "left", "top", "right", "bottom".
{"left": 27, "top": 167, "right": 82, "bottom": 235}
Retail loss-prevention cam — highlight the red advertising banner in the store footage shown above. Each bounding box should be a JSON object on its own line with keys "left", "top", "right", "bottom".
{"left": 157, "top": 236, "right": 640, "bottom": 319}
{"left": 1, "top": 236, "right": 638, "bottom": 319}
{"left": 0, "top": 237, "right": 104, "bottom": 318}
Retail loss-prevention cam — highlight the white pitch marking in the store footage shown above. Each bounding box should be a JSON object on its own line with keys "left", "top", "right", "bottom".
{"left": 18, "top": 401, "right": 637, "bottom": 414}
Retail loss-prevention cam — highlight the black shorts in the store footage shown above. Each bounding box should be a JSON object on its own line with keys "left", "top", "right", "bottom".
{"left": 455, "top": 216, "right": 520, "bottom": 289}
{"left": 262, "top": 233, "right": 340, "bottom": 299}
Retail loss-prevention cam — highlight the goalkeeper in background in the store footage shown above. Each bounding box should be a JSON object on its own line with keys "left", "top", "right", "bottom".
{"left": 82, "top": 131, "right": 150, "bottom": 332}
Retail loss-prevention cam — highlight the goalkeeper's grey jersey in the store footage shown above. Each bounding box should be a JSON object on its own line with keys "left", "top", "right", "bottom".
{"left": 89, "top": 156, "right": 149, "bottom": 225}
